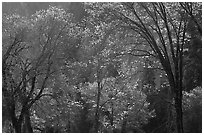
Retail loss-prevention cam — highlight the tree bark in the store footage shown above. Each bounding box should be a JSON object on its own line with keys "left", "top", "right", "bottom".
{"left": 174, "top": 90, "right": 184, "bottom": 132}
{"left": 173, "top": 51, "right": 184, "bottom": 132}
{"left": 169, "top": 79, "right": 184, "bottom": 133}
{"left": 22, "top": 109, "right": 33, "bottom": 133}
{"left": 110, "top": 101, "right": 114, "bottom": 126}
{"left": 9, "top": 103, "right": 21, "bottom": 133}
{"left": 94, "top": 81, "right": 102, "bottom": 132}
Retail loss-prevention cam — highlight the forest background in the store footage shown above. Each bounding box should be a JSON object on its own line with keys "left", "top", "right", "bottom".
{"left": 2, "top": 2, "right": 202, "bottom": 133}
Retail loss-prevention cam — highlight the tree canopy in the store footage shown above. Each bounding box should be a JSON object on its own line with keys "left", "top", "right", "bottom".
{"left": 2, "top": 2, "right": 202, "bottom": 133}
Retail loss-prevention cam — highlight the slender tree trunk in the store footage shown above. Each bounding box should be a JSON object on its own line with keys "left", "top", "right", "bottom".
{"left": 174, "top": 90, "right": 184, "bottom": 133}
{"left": 67, "top": 111, "right": 71, "bottom": 132}
{"left": 9, "top": 103, "right": 21, "bottom": 133}
{"left": 22, "top": 109, "right": 33, "bottom": 133}
{"left": 178, "top": 41, "right": 184, "bottom": 133}
{"left": 174, "top": 52, "right": 184, "bottom": 133}
{"left": 94, "top": 81, "right": 101, "bottom": 132}
{"left": 110, "top": 101, "right": 114, "bottom": 126}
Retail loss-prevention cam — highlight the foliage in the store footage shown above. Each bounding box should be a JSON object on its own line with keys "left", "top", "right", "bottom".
{"left": 182, "top": 87, "right": 202, "bottom": 133}
{"left": 2, "top": 6, "right": 79, "bottom": 133}
{"left": 2, "top": 3, "right": 202, "bottom": 133}
{"left": 84, "top": 2, "right": 202, "bottom": 133}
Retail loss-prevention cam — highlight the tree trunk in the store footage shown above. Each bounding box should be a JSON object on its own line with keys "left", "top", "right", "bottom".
{"left": 164, "top": 55, "right": 184, "bottom": 133}
{"left": 174, "top": 91, "right": 184, "bottom": 133}
{"left": 8, "top": 99, "right": 22, "bottom": 133}
{"left": 9, "top": 105, "right": 21, "bottom": 133}
{"left": 170, "top": 83, "right": 184, "bottom": 133}
{"left": 22, "top": 109, "right": 33, "bottom": 133}
{"left": 110, "top": 101, "right": 114, "bottom": 126}
{"left": 174, "top": 53, "right": 184, "bottom": 133}
{"left": 94, "top": 81, "right": 101, "bottom": 132}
